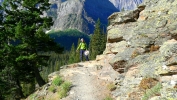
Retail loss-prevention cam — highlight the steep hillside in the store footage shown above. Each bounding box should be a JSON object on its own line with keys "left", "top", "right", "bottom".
{"left": 109, "top": 0, "right": 143, "bottom": 10}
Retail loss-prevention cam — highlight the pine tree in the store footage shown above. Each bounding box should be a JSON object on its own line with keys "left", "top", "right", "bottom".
{"left": 100, "top": 29, "right": 107, "bottom": 53}
{"left": 0, "top": 0, "right": 63, "bottom": 99}
{"left": 69, "top": 43, "right": 76, "bottom": 64}
{"left": 90, "top": 19, "right": 102, "bottom": 59}
{"left": 89, "top": 19, "right": 107, "bottom": 60}
{"left": 75, "top": 38, "right": 81, "bottom": 62}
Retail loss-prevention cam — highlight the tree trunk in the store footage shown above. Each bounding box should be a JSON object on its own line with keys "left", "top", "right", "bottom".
{"left": 16, "top": 79, "right": 25, "bottom": 99}
{"left": 0, "top": 92, "right": 4, "bottom": 100}
{"left": 34, "top": 67, "right": 46, "bottom": 87}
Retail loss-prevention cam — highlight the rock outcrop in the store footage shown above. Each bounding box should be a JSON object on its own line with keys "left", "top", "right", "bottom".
{"left": 105, "top": 0, "right": 177, "bottom": 99}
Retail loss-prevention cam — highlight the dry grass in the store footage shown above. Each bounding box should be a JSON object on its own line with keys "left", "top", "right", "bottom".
{"left": 139, "top": 78, "right": 159, "bottom": 91}
{"left": 150, "top": 45, "right": 160, "bottom": 52}
{"left": 107, "top": 83, "right": 116, "bottom": 91}
{"left": 131, "top": 50, "right": 139, "bottom": 58}
{"left": 127, "top": 90, "right": 143, "bottom": 100}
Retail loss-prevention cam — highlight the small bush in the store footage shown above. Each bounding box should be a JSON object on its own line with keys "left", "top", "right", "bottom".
{"left": 107, "top": 83, "right": 116, "bottom": 91}
{"left": 52, "top": 76, "right": 63, "bottom": 86}
{"left": 58, "top": 81, "right": 72, "bottom": 99}
{"left": 104, "top": 96, "right": 113, "bottom": 100}
{"left": 139, "top": 78, "right": 158, "bottom": 91}
{"left": 29, "top": 94, "right": 37, "bottom": 100}
{"left": 142, "top": 82, "right": 162, "bottom": 100}
{"left": 49, "top": 85, "right": 56, "bottom": 93}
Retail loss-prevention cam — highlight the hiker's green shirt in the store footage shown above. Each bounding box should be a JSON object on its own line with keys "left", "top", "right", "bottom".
{"left": 77, "top": 42, "right": 87, "bottom": 50}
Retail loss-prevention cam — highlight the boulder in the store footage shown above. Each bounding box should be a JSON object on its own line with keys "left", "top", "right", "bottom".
{"left": 109, "top": 48, "right": 136, "bottom": 73}
{"left": 104, "top": 41, "right": 128, "bottom": 54}
{"left": 108, "top": 6, "right": 144, "bottom": 25}
{"left": 159, "top": 39, "right": 177, "bottom": 58}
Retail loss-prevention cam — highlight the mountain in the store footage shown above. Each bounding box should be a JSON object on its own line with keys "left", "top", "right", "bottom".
{"left": 49, "top": 0, "right": 144, "bottom": 34}
{"left": 49, "top": 0, "right": 119, "bottom": 34}
{"left": 109, "top": 0, "right": 143, "bottom": 11}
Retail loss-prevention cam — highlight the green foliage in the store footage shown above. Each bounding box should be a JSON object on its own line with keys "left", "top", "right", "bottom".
{"left": 49, "top": 85, "right": 56, "bottom": 93}
{"left": 40, "top": 51, "right": 69, "bottom": 81}
{"left": 142, "top": 82, "right": 162, "bottom": 100}
{"left": 0, "top": 0, "right": 63, "bottom": 99}
{"left": 48, "top": 29, "right": 90, "bottom": 50}
{"left": 52, "top": 76, "right": 63, "bottom": 86}
{"left": 29, "top": 94, "right": 37, "bottom": 100}
{"left": 22, "top": 80, "right": 35, "bottom": 97}
{"left": 68, "top": 43, "right": 76, "bottom": 64}
{"left": 107, "top": 83, "right": 116, "bottom": 91}
{"left": 58, "top": 81, "right": 72, "bottom": 99}
{"left": 104, "top": 96, "right": 113, "bottom": 100}
{"left": 89, "top": 19, "right": 107, "bottom": 60}
{"left": 68, "top": 39, "right": 82, "bottom": 64}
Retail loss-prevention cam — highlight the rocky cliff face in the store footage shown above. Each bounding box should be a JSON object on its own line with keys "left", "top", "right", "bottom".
{"left": 104, "top": 0, "right": 177, "bottom": 99}
{"left": 49, "top": 0, "right": 144, "bottom": 34}
{"left": 50, "top": 0, "right": 118, "bottom": 34}
{"left": 109, "top": 0, "right": 143, "bottom": 11}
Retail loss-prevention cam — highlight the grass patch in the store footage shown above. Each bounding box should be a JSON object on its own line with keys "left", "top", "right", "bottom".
{"left": 58, "top": 81, "right": 72, "bottom": 99}
{"left": 104, "top": 96, "right": 113, "bottom": 100}
{"left": 49, "top": 85, "right": 56, "bottom": 93}
{"left": 107, "top": 83, "right": 116, "bottom": 91}
{"left": 29, "top": 94, "right": 37, "bottom": 100}
{"left": 142, "top": 82, "right": 162, "bottom": 100}
{"left": 52, "top": 76, "right": 63, "bottom": 86}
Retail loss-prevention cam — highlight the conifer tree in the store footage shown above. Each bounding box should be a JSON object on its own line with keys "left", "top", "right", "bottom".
{"left": 89, "top": 19, "right": 107, "bottom": 60}
{"left": 90, "top": 19, "right": 102, "bottom": 59}
{"left": 0, "top": 0, "right": 63, "bottom": 99}
{"left": 75, "top": 38, "right": 81, "bottom": 62}
{"left": 69, "top": 43, "right": 76, "bottom": 64}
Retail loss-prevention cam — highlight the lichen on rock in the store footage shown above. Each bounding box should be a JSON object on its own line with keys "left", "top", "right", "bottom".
{"left": 106, "top": 0, "right": 177, "bottom": 99}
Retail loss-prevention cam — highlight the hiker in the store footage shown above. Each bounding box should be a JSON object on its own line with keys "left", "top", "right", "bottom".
{"left": 76, "top": 38, "right": 89, "bottom": 62}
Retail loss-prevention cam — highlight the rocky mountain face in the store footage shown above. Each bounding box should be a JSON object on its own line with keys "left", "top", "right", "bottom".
{"left": 109, "top": 0, "right": 143, "bottom": 11}
{"left": 49, "top": 0, "right": 144, "bottom": 34}
{"left": 49, "top": 0, "right": 118, "bottom": 34}
{"left": 104, "top": 0, "right": 177, "bottom": 99}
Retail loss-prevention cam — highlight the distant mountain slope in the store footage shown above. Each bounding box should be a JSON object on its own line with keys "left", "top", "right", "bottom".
{"left": 48, "top": 29, "right": 90, "bottom": 50}
{"left": 50, "top": 0, "right": 118, "bottom": 34}
{"left": 109, "top": 0, "right": 143, "bottom": 11}
{"left": 49, "top": 0, "right": 144, "bottom": 34}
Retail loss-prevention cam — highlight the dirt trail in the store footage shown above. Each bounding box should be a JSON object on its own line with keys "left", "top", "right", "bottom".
{"left": 60, "top": 61, "right": 113, "bottom": 100}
